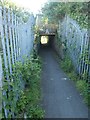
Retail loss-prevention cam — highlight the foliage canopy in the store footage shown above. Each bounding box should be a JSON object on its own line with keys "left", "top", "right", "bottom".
{"left": 41, "top": 2, "right": 89, "bottom": 28}
{"left": 0, "top": 0, "right": 31, "bottom": 22}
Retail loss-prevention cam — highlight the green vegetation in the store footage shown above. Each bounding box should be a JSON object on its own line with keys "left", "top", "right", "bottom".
{"left": 76, "top": 80, "right": 88, "bottom": 104}
{"left": 60, "top": 55, "right": 73, "bottom": 73}
{"left": 59, "top": 53, "right": 89, "bottom": 106}
{"left": 2, "top": 52, "right": 44, "bottom": 118}
{"left": 0, "top": 0, "right": 31, "bottom": 23}
{"left": 79, "top": 49, "right": 90, "bottom": 81}
{"left": 68, "top": 2, "right": 88, "bottom": 28}
{"left": 41, "top": 2, "right": 88, "bottom": 28}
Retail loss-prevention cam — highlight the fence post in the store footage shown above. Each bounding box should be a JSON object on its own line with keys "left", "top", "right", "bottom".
{"left": 0, "top": 53, "right": 2, "bottom": 118}
{"left": 8, "top": 9, "right": 14, "bottom": 65}
{"left": 4, "top": 7, "right": 12, "bottom": 74}
{"left": 0, "top": 6, "right": 8, "bottom": 118}
{"left": 16, "top": 19, "right": 20, "bottom": 60}
{"left": 0, "top": 8, "right": 3, "bottom": 119}
{"left": 14, "top": 14, "right": 18, "bottom": 60}
{"left": 12, "top": 12, "right": 16, "bottom": 62}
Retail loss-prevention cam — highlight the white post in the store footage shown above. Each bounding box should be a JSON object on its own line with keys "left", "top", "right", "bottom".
{"left": 4, "top": 7, "right": 12, "bottom": 74}
{"left": 12, "top": 12, "right": 16, "bottom": 62}
{"left": 8, "top": 9, "right": 14, "bottom": 65}
{"left": 15, "top": 14, "right": 18, "bottom": 60}
{"left": 17, "top": 19, "right": 20, "bottom": 60}
{"left": 0, "top": 6, "right": 8, "bottom": 118}
{"left": 0, "top": 54, "right": 2, "bottom": 119}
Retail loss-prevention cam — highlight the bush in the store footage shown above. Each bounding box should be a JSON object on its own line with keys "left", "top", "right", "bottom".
{"left": 16, "top": 54, "right": 44, "bottom": 118}
{"left": 2, "top": 53, "right": 44, "bottom": 118}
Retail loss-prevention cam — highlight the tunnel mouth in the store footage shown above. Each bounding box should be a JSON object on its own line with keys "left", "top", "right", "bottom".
{"left": 38, "top": 34, "right": 55, "bottom": 54}
{"left": 40, "top": 36, "right": 49, "bottom": 45}
{"left": 40, "top": 35, "right": 55, "bottom": 48}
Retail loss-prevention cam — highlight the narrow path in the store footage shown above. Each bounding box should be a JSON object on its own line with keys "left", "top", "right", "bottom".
{"left": 39, "top": 47, "right": 88, "bottom": 118}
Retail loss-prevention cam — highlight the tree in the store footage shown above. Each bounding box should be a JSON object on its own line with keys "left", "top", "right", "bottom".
{"left": 0, "top": 0, "right": 31, "bottom": 23}
{"left": 41, "top": 2, "right": 89, "bottom": 28}
{"left": 41, "top": 2, "right": 66, "bottom": 24}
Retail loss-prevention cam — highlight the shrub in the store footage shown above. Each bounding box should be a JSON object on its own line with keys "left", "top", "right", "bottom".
{"left": 2, "top": 53, "right": 44, "bottom": 118}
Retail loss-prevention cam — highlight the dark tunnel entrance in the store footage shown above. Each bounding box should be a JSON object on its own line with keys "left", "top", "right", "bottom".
{"left": 39, "top": 35, "right": 55, "bottom": 49}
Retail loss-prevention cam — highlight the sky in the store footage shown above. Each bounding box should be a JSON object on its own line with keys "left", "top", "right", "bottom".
{"left": 10, "top": 0, "right": 48, "bottom": 14}
{"left": 8, "top": 0, "right": 89, "bottom": 14}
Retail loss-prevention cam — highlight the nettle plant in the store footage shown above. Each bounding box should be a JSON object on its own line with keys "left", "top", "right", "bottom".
{"left": 2, "top": 53, "right": 44, "bottom": 118}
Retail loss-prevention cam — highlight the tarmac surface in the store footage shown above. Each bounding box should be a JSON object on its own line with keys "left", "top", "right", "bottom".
{"left": 39, "top": 46, "right": 88, "bottom": 118}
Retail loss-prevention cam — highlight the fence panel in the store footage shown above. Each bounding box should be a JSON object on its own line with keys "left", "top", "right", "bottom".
{"left": 59, "top": 16, "right": 89, "bottom": 80}
{"left": 0, "top": 6, "right": 35, "bottom": 118}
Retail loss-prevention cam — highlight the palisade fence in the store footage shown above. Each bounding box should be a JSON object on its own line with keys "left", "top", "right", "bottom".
{"left": 0, "top": 6, "right": 35, "bottom": 118}
{"left": 58, "top": 15, "right": 90, "bottom": 80}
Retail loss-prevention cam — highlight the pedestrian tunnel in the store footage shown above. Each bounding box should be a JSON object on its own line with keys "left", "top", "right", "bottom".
{"left": 41, "top": 36, "right": 49, "bottom": 45}
{"left": 39, "top": 34, "right": 55, "bottom": 49}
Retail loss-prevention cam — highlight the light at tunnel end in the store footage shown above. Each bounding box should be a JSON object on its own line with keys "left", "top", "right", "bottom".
{"left": 41, "top": 36, "right": 49, "bottom": 44}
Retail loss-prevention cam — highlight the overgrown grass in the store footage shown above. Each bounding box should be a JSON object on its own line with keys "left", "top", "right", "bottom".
{"left": 59, "top": 54, "right": 89, "bottom": 106}
{"left": 16, "top": 54, "right": 45, "bottom": 118}
{"left": 2, "top": 52, "right": 45, "bottom": 118}
{"left": 60, "top": 55, "right": 74, "bottom": 73}
{"left": 76, "top": 80, "right": 88, "bottom": 104}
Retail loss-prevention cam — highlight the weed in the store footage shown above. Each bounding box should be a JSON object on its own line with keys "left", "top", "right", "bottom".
{"left": 76, "top": 80, "right": 88, "bottom": 104}
{"left": 2, "top": 52, "right": 44, "bottom": 118}
{"left": 59, "top": 53, "right": 89, "bottom": 106}
{"left": 60, "top": 55, "right": 73, "bottom": 73}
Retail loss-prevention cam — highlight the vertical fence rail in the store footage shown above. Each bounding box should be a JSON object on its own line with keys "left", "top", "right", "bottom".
{"left": 0, "top": 5, "right": 35, "bottom": 118}
{"left": 15, "top": 15, "right": 18, "bottom": 60}
{"left": 0, "top": 6, "right": 9, "bottom": 118}
{"left": 4, "top": 7, "right": 12, "bottom": 74}
{"left": 8, "top": 9, "right": 14, "bottom": 65}
{"left": 0, "top": 54, "right": 2, "bottom": 119}
{"left": 59, "top": 16, "right": 89, "bottom": 80}
{"left": 12, "top": 12, "right": 17, "bottom": 62}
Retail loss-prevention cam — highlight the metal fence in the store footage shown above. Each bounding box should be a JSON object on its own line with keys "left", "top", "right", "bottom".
{"left": 0, "top": 6, "right": 35, "bottom": 118}
{"left": 58, "top": 15, "right": 90, "bottom": 80}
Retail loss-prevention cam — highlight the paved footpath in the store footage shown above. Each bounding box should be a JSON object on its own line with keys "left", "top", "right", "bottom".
{"left": 39, "top": 47, "right": 89, "bottom": 118}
